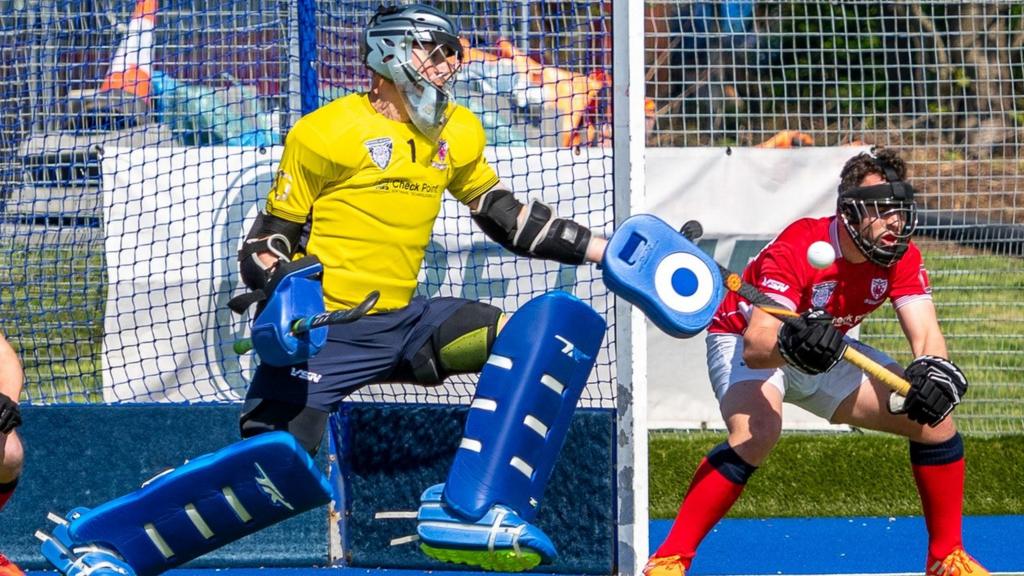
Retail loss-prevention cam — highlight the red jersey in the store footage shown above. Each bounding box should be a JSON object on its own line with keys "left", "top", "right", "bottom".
{"left": 709, "top": 216, "right": 932, "bottom": 335}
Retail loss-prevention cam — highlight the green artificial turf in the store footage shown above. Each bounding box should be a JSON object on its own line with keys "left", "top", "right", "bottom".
{"left": 649, "top": 431, "right": 1024, "bottom": 518}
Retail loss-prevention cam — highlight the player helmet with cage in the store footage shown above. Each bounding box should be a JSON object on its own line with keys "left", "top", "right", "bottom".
{"left": 361, "top": 3, "right": 465, "bottom": 141}
{"left": 837, "top": 150, "right": 919, "bottom": 267}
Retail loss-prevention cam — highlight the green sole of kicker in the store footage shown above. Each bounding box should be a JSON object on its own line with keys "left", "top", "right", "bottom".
{"left": 420, "top": 543, "right": 543, "bottom": 572}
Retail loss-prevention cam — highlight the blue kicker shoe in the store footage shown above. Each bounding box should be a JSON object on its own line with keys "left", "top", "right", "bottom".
{"left": 36, "top": 511, "right": 137, "bottom": 576}
{"left": 416, "top": 483, "right": 557, "bottom": 572}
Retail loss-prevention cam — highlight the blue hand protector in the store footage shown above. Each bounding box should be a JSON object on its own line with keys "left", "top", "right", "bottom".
{"left": 250, "top": 256, "right": 329, "bottom": 366}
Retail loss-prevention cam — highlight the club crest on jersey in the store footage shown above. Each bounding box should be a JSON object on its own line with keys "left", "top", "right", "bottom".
{"left": 365, "top": 137, "right": 393, "bottom": 170}
{"left": 432, "top": 139, "right": 449, "bottom": 170}
{"left": 870, "top": 278, "right": 889, "bottom": 301}
{"left": 271, "top": 169, "right": 293, "bottom": 202}
{"left": 811, "top": 280, "right": 837, "bottom": 308}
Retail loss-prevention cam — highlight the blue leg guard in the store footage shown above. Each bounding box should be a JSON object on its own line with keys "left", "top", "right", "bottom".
{"left": 36, "top": 432, "right": 332, "bottom": 576}
{"left": 416, "top": 290, "right": 607, "bottom": 571}
{"left": 602, "top": 214, "right": 725, "bottom": 338}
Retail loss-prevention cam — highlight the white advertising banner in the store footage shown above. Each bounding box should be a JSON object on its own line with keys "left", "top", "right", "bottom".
{"left": 100, "top": 147, "right": 282, "bottom": 402}
{"left": 100, "top": 146, "right": 612, "bottom": 404}
{"left": 644, "top": 147, "right": 869, "bottom": 429}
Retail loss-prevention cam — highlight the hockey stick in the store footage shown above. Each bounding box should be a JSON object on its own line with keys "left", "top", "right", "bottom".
{"left": 679, "top": 220, "right": 910, "bottom": 396}
{"left": 233, "top": 290, "right": 381, "bottom": 355}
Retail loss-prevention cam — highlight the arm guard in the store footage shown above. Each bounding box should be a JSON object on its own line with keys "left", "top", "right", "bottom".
{"left": 238, "top": 212, "right": 305, "bottom": 290}
{"left": 471, "top": 188, "right": 591, "bottom": 265}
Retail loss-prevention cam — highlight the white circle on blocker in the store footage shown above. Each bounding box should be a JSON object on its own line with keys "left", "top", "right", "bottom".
{"left": 654, "top": 252, "right": 716, "bottom": 313}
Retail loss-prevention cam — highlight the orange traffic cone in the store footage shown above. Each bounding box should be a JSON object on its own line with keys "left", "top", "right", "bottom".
{"left": 100, "top": 0, "right": 157, "bottom": 99}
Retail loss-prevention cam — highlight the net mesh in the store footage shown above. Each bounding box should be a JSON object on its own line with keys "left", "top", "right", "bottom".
{"left": 0, "top": 0, "right": 616, "bottom": 408}
{"left": 645, "top": 1, "right": 1023, "bottom": 434}
{"left": 1, "top": 1, "right": 1021, "bottom": 433}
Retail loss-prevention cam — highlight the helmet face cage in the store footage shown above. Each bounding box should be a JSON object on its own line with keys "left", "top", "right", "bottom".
{"left": 362, "top": 5, "right": 464, "bottom": 141}
{"left": 839, "top": 196, "right": 918, "bottom": 267}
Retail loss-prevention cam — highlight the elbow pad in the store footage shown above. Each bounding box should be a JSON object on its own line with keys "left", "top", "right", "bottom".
{"left": 472, "top": 189, "right": 592, "bottom": 265}
{"left": 238, "top": 212, "right": 305, "bottom": 290}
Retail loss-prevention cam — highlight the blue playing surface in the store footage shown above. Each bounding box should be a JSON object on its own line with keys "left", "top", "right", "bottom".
{"left": 22, "top": 515, "right": 1022, "bottom": 576}
{"left": 656, "top": 515, "right": 1022, "bottom": 575}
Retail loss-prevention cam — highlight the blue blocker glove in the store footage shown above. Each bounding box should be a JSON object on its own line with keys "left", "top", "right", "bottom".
{"left": 229, "top": 256, "right": 329, "bottom": 367}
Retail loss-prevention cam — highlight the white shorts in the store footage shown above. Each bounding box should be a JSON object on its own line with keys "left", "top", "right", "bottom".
{"left": 705, "top": 332, "right": 898, "bottom": 420}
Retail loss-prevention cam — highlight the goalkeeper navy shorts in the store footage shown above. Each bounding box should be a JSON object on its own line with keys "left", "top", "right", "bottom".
{"left": 244, "top": 296, "right": 497, "bottom": 412}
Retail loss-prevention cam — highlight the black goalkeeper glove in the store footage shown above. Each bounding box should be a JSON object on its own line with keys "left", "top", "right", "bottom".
{"left": 0, "top": 392, "right": 21, "bottom": 434}
{"left": 777, "top": 308, "right": 845, "bottom": 375}
{"left": 894, "top": 355, "right": 968, "bottom": 427}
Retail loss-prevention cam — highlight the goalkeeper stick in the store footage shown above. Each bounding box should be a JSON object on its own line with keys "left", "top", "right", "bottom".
{"left": 680, "top": 220, "right": 910, "bottom": 396}
{"left": 233, "top": 290, "right": 380, "bottom": 355}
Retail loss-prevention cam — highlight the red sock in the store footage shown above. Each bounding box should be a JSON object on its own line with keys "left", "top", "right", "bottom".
{"left": 914, "top": 458, "right": 964, "bottom": 561}
{"left": 655, "top": 450, "right": 751, "bottom": 568}
{"left": 910, "top": 434, "right": 965, "bottom": 562}
{"left": 0, "top": 478, "right": 16, "bottom": 512}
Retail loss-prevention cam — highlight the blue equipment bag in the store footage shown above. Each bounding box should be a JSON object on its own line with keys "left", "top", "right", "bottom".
{"left": 602, "top": 214, "right": 725, "bottom": 337}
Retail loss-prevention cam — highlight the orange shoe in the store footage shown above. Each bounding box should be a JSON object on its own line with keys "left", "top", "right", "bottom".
{"left": 927, "top": 548, "right": 990, "bottom": 576}
{"left": 0, "top": 553, "right": 24, "bottom": 576}
{"left": 643, "top": 554, "right": 686, "bottom": 576}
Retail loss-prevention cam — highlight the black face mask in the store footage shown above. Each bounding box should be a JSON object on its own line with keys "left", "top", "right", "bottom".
{"left": 837, "top": 181, "right": 918, "bottom": 267}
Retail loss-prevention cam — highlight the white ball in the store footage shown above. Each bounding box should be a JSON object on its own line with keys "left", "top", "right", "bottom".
{"left": 807, "top": 241, "right": 836, "bottom": 269}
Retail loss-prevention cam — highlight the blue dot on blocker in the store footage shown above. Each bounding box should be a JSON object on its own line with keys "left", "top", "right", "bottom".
{"left": 671, "top": 267, "right": 699, "bottom": 297}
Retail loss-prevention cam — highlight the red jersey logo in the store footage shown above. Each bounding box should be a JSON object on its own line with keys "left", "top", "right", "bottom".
{"left": 869, "top": 278, "right": 889, "bottom": 301}
{"left": 811, "top": 281, "right": 837, "bottom": 308}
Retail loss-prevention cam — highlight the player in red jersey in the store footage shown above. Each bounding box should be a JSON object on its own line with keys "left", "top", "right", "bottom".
{"left": 644, "top": 149, "right": 988, "bottom": 576}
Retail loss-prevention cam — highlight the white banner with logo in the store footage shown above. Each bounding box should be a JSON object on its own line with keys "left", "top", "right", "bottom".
{"left": 99, "top": 146, "right": 612, "bottom": 403}
{"left": 100, "top": 147, "right": 282, "bottom": 402}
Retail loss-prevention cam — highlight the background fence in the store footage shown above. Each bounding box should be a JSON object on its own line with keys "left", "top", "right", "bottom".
{"left": 644, "top": 1, "right": 1023, "bottom": 434}
{"left": 0, "top": 1, "right": 1021, "bottom": 434}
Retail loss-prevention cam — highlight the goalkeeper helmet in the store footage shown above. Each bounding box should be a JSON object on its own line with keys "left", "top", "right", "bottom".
{"left": 362, "top": 4, "right": 464, "bottom": 141}
{"left": 837, "top": 151, "right": 918, "bottom": 267}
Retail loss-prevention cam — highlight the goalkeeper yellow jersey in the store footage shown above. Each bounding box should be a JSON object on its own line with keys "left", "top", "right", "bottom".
{"left": 265, "top": 93, "right": 500, "bottom": 311}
